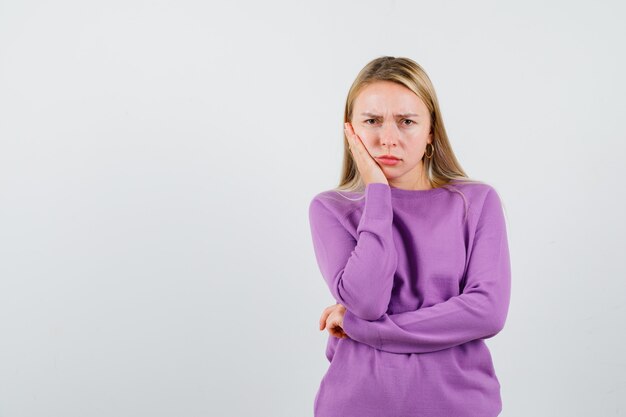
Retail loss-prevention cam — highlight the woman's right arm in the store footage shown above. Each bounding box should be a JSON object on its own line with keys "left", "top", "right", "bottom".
{"left": 340, "top": 187, "right": 512, "bottom": 353}
{"left": 308, "top": 183, "right": 397, "bottom": 321}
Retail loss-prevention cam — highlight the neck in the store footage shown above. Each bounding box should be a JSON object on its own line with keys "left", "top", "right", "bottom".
{"left": 389, "top": 166, "right": 432, "bottom": 191}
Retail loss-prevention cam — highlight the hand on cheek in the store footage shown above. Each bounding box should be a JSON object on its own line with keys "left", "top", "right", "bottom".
{"left": 344, "top": 122, "right": 388, "bottom": 186}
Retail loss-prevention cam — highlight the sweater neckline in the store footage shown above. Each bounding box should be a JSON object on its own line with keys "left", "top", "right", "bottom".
{"left": 388, "top": 184, "right": 448, "bottom": 199}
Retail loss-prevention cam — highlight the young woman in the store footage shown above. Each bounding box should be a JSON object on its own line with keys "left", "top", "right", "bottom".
{"left": 308, "top": 56, "right": 512, "bottom": 417}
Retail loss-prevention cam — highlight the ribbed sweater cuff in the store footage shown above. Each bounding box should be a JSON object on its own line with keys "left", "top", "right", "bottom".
{"left": 342, "top": 308, "right": 383, "bottom": 350}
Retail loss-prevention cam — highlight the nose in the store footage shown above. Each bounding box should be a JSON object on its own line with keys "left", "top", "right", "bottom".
{"left": 379, "top": 122, "right": 399, "bottom": 148}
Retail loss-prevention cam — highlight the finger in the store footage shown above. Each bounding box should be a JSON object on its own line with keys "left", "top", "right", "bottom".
{"left": 347, "top": 128, "right": 367, "bottom": 157}
{"left": 319, "top": 310, "right": 330, "bottom": 330}
{"left": 329, "top": 326, "right": 347, "bottom": 339}
{"left": 351, "top": 133, "right": 375, "bottom": 163}
{"left": 344, "top": 125, "right": 363, "bottom": 162}
{"left": 346, "top": 123, "right": 364, "bottom": 146}
{"left": 344, "top": 123, "right": 358, "bottom": 146}
{"left": 326, "top": 316, "right": 338, "bottom": 336}
{"left": 328, "top": 326, "right": 341, "bottom": 338}
{"left": 344, "top": 123, "right": 360, "bottom": 144}
{"left": 344, "top": 124, "right": 355, "bottom": 150}
{"left": 345, "top": 122, "right": 355, "bottom": 136}
{"left": 326, "top": 312, "right": 345, "bottom": 337}
{"left": 319, "top": 305, "right": 337, "bottom": 330}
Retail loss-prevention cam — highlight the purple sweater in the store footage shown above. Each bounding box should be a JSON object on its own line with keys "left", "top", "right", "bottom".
{"left": 308, "top": 181, "right": 511, "bottom": 417}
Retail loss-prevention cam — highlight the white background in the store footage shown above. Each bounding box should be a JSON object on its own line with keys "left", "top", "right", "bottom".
{"left": 1, "top": 1, "right": 625, "bottom": 416}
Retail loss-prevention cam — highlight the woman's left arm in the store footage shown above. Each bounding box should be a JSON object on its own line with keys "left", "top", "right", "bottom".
{"left": 341, "top": 188, "right": 512, "bottom": 354}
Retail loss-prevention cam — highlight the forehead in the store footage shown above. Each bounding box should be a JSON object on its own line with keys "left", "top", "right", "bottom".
{"left": 354, "top": 81, "right": 427, "bottom": 113}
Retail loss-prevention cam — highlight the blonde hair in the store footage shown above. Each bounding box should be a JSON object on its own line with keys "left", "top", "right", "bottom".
{"left": 334, "top": 56, "right": 490, "bottom": 223}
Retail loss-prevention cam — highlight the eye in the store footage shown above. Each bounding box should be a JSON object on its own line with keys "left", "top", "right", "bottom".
{"left": 364, "top": 119, "right": 377, "bottom": 124}
{"left": 402, "top": 119, "right": 415, "bottom": 126}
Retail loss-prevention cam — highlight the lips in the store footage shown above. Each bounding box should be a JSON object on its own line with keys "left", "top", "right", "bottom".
{"left": 377, "top": 156, "right": 400, "bottom": 160}
{"left": 376, "top": 156, "right": 401, "bottom": 166}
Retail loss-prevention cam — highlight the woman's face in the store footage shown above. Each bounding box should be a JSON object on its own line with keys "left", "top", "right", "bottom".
{"left": 350, "top": 80, "right": 433, "bottom": 187}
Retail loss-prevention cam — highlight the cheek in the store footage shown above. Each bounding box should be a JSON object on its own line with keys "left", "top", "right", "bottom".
{"left": 402, "top": 143, "right": 424, "bottom": 160}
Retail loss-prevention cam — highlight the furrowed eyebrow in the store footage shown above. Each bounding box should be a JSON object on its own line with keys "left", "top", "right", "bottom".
{"left": 360, "top": 112, "right": 420, "bottom": 118}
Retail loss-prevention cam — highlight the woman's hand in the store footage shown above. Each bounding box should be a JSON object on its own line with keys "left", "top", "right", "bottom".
{"left": 344, "top": 122, "right": 388, "bottom": 186}
{"left": 319, "top": 303, "right": 349, "bottom": 339}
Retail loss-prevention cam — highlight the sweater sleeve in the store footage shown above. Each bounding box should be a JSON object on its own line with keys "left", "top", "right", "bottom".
{"left": 308, "top": 183, "right": 398, "bottom": 321}
{"left": 341, "top": 187, "right": 511, "bottom": 353}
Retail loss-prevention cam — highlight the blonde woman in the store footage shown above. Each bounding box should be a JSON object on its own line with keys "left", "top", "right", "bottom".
{"left": 308, "top": 56, "right": 511, "bottom": 417}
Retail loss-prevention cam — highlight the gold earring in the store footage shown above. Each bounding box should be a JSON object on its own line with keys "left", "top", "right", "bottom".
{"left": 425, "top": 143, "right": 434, "bottom": 158}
